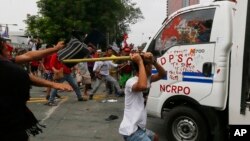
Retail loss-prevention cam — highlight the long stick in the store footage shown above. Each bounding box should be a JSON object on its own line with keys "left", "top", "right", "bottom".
{"left": 62, "top": 56, "right": 131, "bottom": 63}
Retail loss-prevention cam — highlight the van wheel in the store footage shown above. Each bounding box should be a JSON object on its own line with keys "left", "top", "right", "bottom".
{"left": 165, "top": 106, "right": 208, "bottom": 141}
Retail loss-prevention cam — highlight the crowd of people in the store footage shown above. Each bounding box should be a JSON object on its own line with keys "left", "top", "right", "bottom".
{"left": 9, "top": 40, "right": 139, "bottom": 105}
{"left": 0, "top": 36, "right": 165, "bottom": 141}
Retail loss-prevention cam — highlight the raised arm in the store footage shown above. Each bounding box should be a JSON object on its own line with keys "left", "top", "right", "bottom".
{"left": 151, "top": 61, "right": 166, "bottom": 82}
{"left": 15, "top": 41, "right": 64, "bottom": 64}
{"left": 143, "top": 52, "right": 166, "bottom": 82}
{"left": 131, "top": 53, "right": 148, "bottom": 92}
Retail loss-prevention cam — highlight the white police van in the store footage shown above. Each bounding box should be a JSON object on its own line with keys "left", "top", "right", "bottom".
{"left": 144, "top": 0, "right": 250, "bottom": 140}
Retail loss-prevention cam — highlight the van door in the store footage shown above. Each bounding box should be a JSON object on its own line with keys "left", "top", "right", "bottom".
{"left": 147, "top": 8, "right": 216, "bottom": 100}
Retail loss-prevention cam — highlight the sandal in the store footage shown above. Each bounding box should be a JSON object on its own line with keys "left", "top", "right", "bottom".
{"left": 105, "top": 115, "right": 119, "bottom": 121}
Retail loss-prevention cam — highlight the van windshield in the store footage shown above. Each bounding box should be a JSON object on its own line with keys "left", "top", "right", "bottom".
{"left": 151, "top": 8, "right": 215, "bottom": 56}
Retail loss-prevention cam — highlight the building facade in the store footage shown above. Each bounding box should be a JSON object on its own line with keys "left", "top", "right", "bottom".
{"left": 167, "top": 0, "right": 200, "bottom": 17}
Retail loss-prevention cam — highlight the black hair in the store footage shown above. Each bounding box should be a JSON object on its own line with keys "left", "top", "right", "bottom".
{"left": 131, "top": 55, "right": 150, "bottom": 73}
{"left": 87, "top": 43, "right": 96, "bottom": 50}
{"left": 131, "top": 61, "right": 140, "bottom": 73}
{"left": 131, "top": 53, "right": 150, "bottom": 74}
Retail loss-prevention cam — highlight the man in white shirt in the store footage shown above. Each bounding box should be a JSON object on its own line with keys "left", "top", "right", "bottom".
{"left": 119, "top": 52, "right": 165, "bottom": 141}
{"left": 88, "top": 60, "right": 122, "bottom": 100}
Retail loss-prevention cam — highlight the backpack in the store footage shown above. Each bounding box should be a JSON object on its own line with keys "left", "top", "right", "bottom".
{"left": 57, "top": 38, "right": 90, "bottom": 68}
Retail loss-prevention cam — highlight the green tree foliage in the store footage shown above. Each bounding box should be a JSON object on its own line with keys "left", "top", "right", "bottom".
{"left": 25, "top": 0, "right": 143, "bottom": 45}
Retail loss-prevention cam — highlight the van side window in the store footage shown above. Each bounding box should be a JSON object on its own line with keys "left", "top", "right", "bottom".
{"left": 154, "top": 8, "right": 215, "bottom": 55}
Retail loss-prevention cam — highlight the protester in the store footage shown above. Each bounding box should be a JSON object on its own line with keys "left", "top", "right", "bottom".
{"left": 30, "top": 60, "right": 40, "bottom": 76}
{"left": 40, "top": 44, "right": 57, "bottom": 99}
{"left": 0, "top": 37, "right": 72, "bottom": 141}
{"left": 118, "top": 47, "right": 132, "bottom": 88}
{"left": 119, "top": 52, "right": 166, "bottom": 141}
{"left": 76, "top": 62, "right": 92, "bottom": 101}
{"left": 106, "top": 46, "right": 120, "bottom": 95}
{"left": 86, "top": 43, "right": 97, "bottom": 87}
{"left": 47, "top": 43, "right": 96, "bottom": 105}
{"left": 47, "top": 52, "right": 84, "bottom": 105}
{"left": 75, "top": 44, "right": 96, "bottom": 101}
{"left": 87, "top": 56, "right": 95, "bottom": 81}
{"left": 88, "top": 50, "right": 123, "bottom": 100}
{"left": 29, "top": 38, "right": 42, "bottom": 51}
{"left": 88, "top": 48, "right": 100, "bottom": 81}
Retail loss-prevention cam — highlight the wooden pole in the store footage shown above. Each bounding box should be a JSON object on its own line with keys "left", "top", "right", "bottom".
{"left": 62, "top": 56, "right": 131, "bottom": 63}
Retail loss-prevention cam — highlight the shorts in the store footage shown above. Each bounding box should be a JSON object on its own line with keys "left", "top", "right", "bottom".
{"left": 123, "top": 128, "right": 156, "bottom": 141}
{"left": 81, "top": 74, "right": 92, "bottom": 85}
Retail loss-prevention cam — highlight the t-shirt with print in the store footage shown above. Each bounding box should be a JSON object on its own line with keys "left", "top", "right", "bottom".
{"left": 119, "top": 76, "right": 149, "bottom": 136}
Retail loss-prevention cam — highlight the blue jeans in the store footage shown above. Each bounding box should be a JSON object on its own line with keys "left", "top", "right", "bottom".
{"left": 123, "top": 128, "right": 155, "bottom": 141}
{"left": 49, "top": 73, "right": 82, "bottom": 102}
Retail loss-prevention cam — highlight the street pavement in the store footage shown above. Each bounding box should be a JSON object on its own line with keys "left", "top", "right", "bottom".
{"left": 28, "top": 84, "right": 166, "bottom": 141}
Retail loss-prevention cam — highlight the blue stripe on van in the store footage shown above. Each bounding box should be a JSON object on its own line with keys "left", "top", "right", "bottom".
{"left": 183, "top": 72, "right": 214, "bottom": 77}
{"left": 182, "top": 78, "right": 213, "bottom": 83}
{"left": 183, "top": 72, "right": 206, "bottom": 77}
{"left": 151, "top": 71, "right": 213, "bottom": 82}
{"left": 151, "top": 69, "right": 158, "bottom": 74}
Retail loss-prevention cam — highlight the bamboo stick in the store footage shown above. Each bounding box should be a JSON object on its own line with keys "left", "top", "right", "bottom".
{"left": 62, "top": 56, "right": 131, "bottom": 63}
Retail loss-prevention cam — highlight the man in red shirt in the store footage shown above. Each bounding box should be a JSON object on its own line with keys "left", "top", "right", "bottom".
{"left": 41, "top": 44, "right": 60, "bottom": 100}
{"left": 47, "top": 52, "right": 84, "bottom": 105}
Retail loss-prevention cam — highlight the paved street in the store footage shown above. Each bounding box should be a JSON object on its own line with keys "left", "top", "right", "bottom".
{"left": 28, "top": 85, "right": 166, "bottom": 141}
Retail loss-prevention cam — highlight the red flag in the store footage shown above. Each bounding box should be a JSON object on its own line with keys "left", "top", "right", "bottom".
{"left": 123, "top": 33, "right": 128, "bottom": 40}
{"left": 122, "top": 33, "right": 128, "bottom": 48}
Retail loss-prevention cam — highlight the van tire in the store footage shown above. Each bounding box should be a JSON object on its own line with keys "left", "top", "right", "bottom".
{"left": 164, "top": 106, "right": 208, "bottom": 141}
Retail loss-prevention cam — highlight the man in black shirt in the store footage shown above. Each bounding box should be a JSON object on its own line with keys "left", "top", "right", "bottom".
{"left": 0, "top": 37, "right": 72, "bottom": 141}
